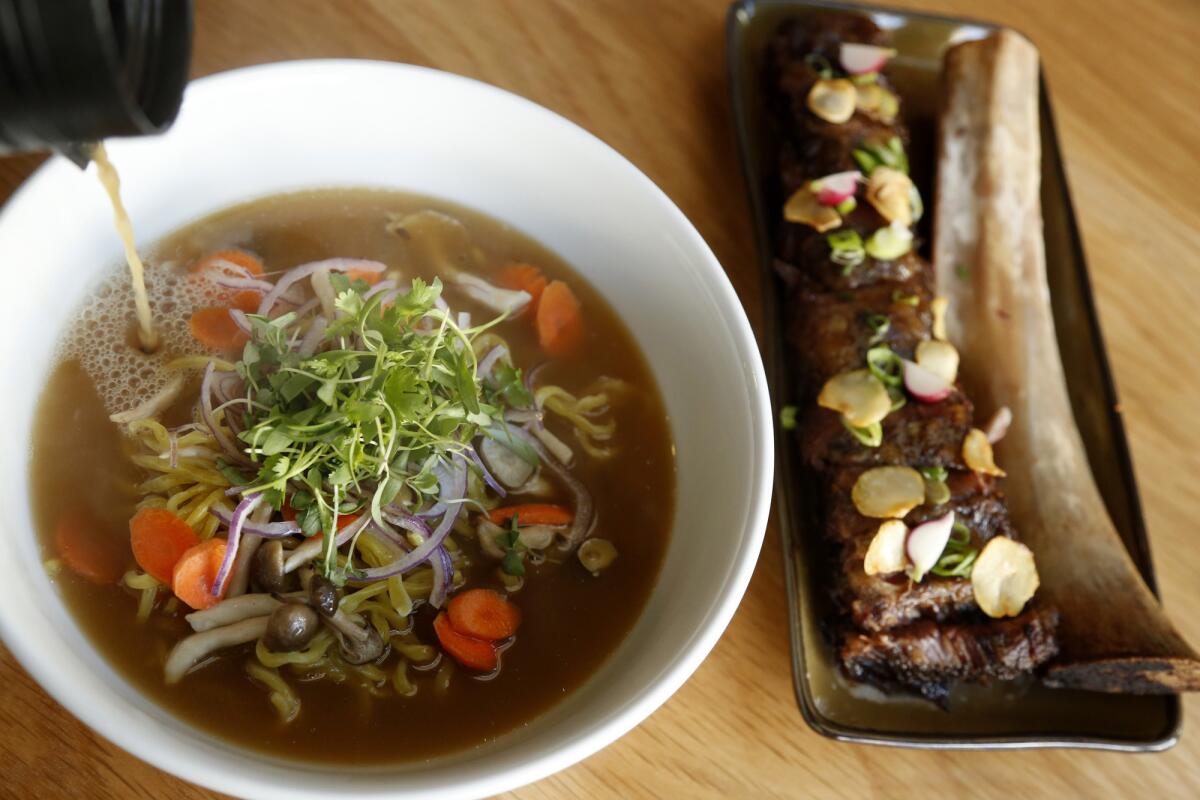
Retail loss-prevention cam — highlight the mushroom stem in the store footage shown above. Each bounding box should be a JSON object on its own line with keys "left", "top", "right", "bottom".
{"left": 184, "top": 592, "right": 304, "bottom": 632}
{"left": 226, "top": 533, "right": 264, "bottom": 597}
{"left": 164, "top": 616, "right": 269, "bottom": 684}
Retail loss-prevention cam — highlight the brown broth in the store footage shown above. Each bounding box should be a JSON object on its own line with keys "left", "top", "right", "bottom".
{"left": 29, "top": 189, "right": 675, "bottom": 764}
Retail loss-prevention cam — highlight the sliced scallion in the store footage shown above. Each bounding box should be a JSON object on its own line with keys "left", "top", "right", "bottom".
{"left": 804, "top": 53, "right": 834, "bottom": 79}
{"left": 841, "top": 417, "right": 882, "bottom": 447}
{"left": 891, "top": 289, "right": 919, "bottom": 306}
{"left": 835, "top": 196, "right": 858, "bottom": 215}
{"left": 930, "top": 521, "right": 978, "bottom": 577}
{"left": 827, "top": 229, "right": 865, "bottom": 275}
{"left": 865, "top": 313, "right": 890, "bottom": 345}
{"left": 779, "top": 405, "right": 798, "bottom": 430}
{"left": 866, "top": 346, "right": 903, "bottom": 388}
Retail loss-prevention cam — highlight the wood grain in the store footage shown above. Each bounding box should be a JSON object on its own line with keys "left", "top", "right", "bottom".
{"left": 2, "top": 0, "right": 1199, "bottom": 797}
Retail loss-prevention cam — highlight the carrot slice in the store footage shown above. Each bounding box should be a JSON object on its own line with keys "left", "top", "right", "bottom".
{"left": 433, "top": 612, "right": 498, "bottom": 672}
{"left": 190, "top": 306, "right": 249, "bottom": 351}
{"left": 189, "top": 249, "right": 264, "bottom": 277}
{"left": 488, "top": 504, "right": 573, "bottom": 527}
{"left": 447, "top": 589, "right": 521, "bottom": 641}
{"left": 345, "top": 268, "right": 383, "bottom": 285}
{"left": 130, "top": 508, "right": 201, "bottom": 585}
{"left": 231, "top": 289, "right": 262, "bottom": 313}
{"left": 536, "top": 280, "right": 583, "bottom": 357}
{"left": 498, "top": 263, "right": 547, "bottom": 312}
{"left": 172, "top": 538, "right": 227, "bottom": 610}
{"left": 55, "top": 509, "right": 124, "bottom": 585}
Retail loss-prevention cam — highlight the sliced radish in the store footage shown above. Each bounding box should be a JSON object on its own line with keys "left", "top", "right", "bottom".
{"left": 839, "top": 43, "right": 897, "bottom": 76}
{"left": 915, "top": 340, "right": 960, "bottom": 384}
{"left": 905, "top": 511, "right": 955, "bottom": 582}
{"left": 864, "top": 520, "right": 908, "bottom": 576}
{"left": 984, "top": 406, "right": 1012, "bottom": 444}
{"left": 812, "top": 170, "right": 862, "bottom": 205}
{"left": 902, "top": 359, "right": 952, "bottom": 403}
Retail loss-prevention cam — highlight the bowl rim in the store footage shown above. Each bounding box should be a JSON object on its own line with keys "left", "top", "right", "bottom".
{"left": 0, "top": 59, "right": 773, "bottom": 799}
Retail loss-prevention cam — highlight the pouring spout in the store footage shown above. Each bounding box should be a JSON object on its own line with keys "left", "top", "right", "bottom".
{"left": 56, "top": 141, "right": 98, "bottom": 170}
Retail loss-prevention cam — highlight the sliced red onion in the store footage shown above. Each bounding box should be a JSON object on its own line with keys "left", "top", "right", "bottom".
{"left": 256, "top": 258, "right": 387, "bottom": 316}
{"left": 477, "top": 345, "right": 508, "bottom": 379}
{"left": 382, "top": 507, "right": 431, "bottom": 538}
{"left": 364, "top": 523, "right": 409, "bottom": 558}
{"left": 455, "top": 273, "right": 530, "bottom": 315}
{"left": 298, "top": 316, "right": 328, "bottom": 357}
{"left": 229, "top": 309, "right": 253, "bottom": 336}
{"left": 290, "top": 296, "right": 322, "bottom": 320}
{"left": 467, "top": 445, "right": 507, "bottom": 497}
{"left": 214, "top": 274, "right": 274, "bottom": 293}
{"left": 524, "top": 361, "right": 548, "bottom": 397}
{"left": 501, "top": 424, "right": 594, "bottom": 550}
{"left": 283, "top": 514, "right": 372, "bottom": 573}
{"left": 211, "top": 493, "right": 264, "bottom": 597}
{"left": 457, "top": 311, "right": 471, "bottom": 330}
{"left": 209, "top": 503, "right": 301, "bottom": 538}
{"left": 434, "top": 295, "right": 450, "bottom": 313}
{"left": 201, "top": 363, "right": 251, "bottom": 465}
{"left": 352, "top": 458, "right": 466, "bottom": 581}
{"left": 429, "top": 546, "right": 453, "bottom": 608}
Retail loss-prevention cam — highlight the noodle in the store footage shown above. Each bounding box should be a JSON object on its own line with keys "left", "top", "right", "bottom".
{"left": 245, "top": 660, "right": 301, "bottom": 723}
{"left": 256, "top": 630, "right": 336, "bottom": 668}
{"left": 392, "top": 660, "right": 417, "bottom": 696}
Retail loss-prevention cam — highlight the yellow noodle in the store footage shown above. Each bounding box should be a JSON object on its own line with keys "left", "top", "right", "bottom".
{"left": 245, "top": 661, "right": 301, "bottom": 724}
{"left": 255, "top": 629, "right": 336, "bottom": 668}
{"left": 122, "top": 570, "right": 160, "bottom": 591}
{"left": 358, "top": 600, "right": 407, "bottom": 633}
{"left": 395, "top": 643, "right": 436, "bottom": 663}
{"left": 434, "top": 659, "right": 454, "bottom": 694}
{"left": 392, "top": 660, "right": 417, "bottom": 696}
{"left": 388, "top": 575, "right": 413, "bottom": 617}
{"left": 340, "top": 581, "right": 389, "bottom": 614}
{"left": 136, "top": 586, "right": 157, "bottom": 622}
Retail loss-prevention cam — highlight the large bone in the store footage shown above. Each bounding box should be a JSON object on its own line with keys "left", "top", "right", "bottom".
{"left": 933, "top": 30, "right": 1200, "bottom": 693}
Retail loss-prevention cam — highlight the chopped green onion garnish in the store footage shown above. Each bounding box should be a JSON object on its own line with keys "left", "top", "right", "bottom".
{"left": 865, "top": 313, "right": 890, "bottom": 345}
{"left": 865, "top": 223, "right": 913, "bottom": 261}
{"left": 852, "top": 148, "right": 880, "bottom": 174}
{"left": 804, "top": 53, "right": 834, "bottom": 79}
{"left": 827, "top": 229, "right": 865, "bottom": 275}
{"left": 930, "top": 521, "right": 979, "bottom": 577}
{"left": 955, "top": 263, "right": 970, "bottom": 281}
{"left": 851, "top": 72, "right": 879, "bottom": 85}
{"left": 909, "top": 184, "right": 924, "bottom": 223}
{"left": 866, "top": 346, "right": 903, "bottom": 388}
{"left": 919, "top": 466, "right": 948, "bottom": 483}
{"left": 841, "top": 418, "right": 882, "bottom": 447}
{"left": 779, "top": 405, "right": 798, "bottom": 430}
{"left": 891, "top": 289, "right": 919, "bottom": 306}
{"left": 888, "top": 386, "right": 907, "bottom": 411}
{"left": 852, "top": 137, "right": 910, "bottom": 176}
{"left": 835, "top": 196, "right": 857, "bottom": 215}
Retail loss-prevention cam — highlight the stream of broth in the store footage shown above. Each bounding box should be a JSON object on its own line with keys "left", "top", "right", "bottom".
{"left": 31, "top": 189, "right": 676, "bottom": 763}
{"left": 91, "top": 143, "right": 158, "bottom": 351}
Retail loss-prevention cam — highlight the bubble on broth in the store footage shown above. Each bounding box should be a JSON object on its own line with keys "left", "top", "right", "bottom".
{"left": 54, "top": 259, "right": 221, "bottom": 417}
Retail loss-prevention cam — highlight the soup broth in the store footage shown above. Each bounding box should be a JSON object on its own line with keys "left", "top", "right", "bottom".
{"left": 30, "top": 189, "right": 675, "bottom": 763}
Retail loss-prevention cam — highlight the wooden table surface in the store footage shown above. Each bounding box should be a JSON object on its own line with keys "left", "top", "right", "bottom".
{"left": 3, "top": 0, "right": 1199, "bottom": 797}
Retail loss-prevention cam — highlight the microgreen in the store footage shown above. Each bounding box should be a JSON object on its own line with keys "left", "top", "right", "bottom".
{"left": 227, "top": 275, "right": 533, "bottom": 579}
{"left": 499, "top": 515, "right": 526, "bottom": 577}
{"left": 931, "top": 521, "right": 979, "bottom": 577}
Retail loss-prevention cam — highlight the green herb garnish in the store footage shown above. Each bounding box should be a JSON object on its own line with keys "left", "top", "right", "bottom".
{"left": 866, "top": 346, "right": 903, "bottom": 388}
{"left": 841, "top": 418, "right": 882, "bottom": 447}
{"left": 864, "top": 313, "right": 890, "bottom": 345}
{"left": 827, "top": 229, "right": 865, "bottom": 275}
{"left": 930, "top": 521, "right": 978, "bottom": 577}
{"left": 919, "top": 466, "right": 948, "bottom": 483}
{"left": 499, "top": 515, "right": 526, "bottom": 577}
{"left": 804, "top": 53, "right": 834, "bottom": 79}
{"left": 230, "top": 276, "right": 527, "bottom": 580}
{"left": 955, "top": 263, "right": 970, "bottom": 281}
{"left": 779, "top": 405, "right": 798, "bottom": 431}
{"left": 891, "top": 289, "right": 919, "bottom": 306}
{"left": 852, "top": 136, "right": 909, "bottom": 176}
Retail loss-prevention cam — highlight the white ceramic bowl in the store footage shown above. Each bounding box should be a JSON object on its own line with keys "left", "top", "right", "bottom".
{"left": 0, "top": 61, "right": 771, "bottom": 799}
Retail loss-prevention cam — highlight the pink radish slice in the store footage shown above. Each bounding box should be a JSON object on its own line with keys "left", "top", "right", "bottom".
{"left": 906, "top": 511, "right": 955, "bottom": 581}
{"left": 902, "top": 359, "right": 952, "bottom": 403}
{"left": 840, "top": 43, "right": 896, "bottom": 75}
{"left": 814, "top": 170, "right": 862, "bottom": 205}
{"left": 984, "top": 406, "right": 1012, "bottom": 443}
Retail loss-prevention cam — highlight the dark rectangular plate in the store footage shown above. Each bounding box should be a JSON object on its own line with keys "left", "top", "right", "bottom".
{"left": 727, "top": 0, "right": 1180, "bottom": 750}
